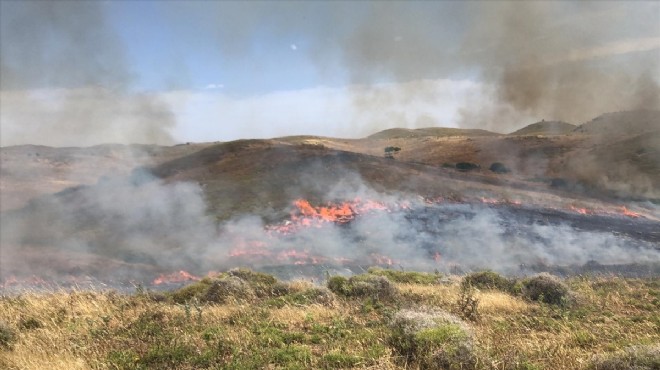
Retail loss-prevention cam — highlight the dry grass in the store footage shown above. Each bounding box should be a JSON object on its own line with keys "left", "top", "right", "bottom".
{"left": 0, "top": 273, "right": 658, "bottom": 369}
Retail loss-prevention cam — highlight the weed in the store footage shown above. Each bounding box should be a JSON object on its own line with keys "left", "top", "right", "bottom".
{"left": 462, "top": 270, "right": 515, "bottom": 293}
{"left": 0, "top": 321, "right": 16, "bottom": 349}
{"left": 589, "top": 344, "right": 660, "bottom": 369}
{"left": 368, "top": 267, "right": 440, "bottom": 284}
{"left": 522, "top": 273, "right": 572, "bottom": 306}
{"left": 457, "top": 283, "right": 480, "bottom": 322}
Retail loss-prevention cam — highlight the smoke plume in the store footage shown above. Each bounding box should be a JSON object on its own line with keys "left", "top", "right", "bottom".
{"left": 0, "top": 1, "right": 174, "bottom": 146}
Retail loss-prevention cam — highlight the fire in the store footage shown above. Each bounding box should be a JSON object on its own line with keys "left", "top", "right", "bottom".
{"left": 153, "top": 270, "right": 201, "bottom": 285}
{"left": 267, "top": 198, "right": 392, "bottom": 235}
{"left": 370, "top": 253, "right": 394, "bottom": 266}
{"left": 620, "top": 206, "right": 640, "bottom": 218}
{"left": 569, "top": 205, "right": 593, "bottom": 215}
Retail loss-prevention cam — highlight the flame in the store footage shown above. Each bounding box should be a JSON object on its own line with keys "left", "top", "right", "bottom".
{"left": 569, "top": 205, "right": 593, "bottom": 215}
{"left": 433, "top": 252, "right": 442, "bottom": 262}
{"left": 620, "top": 206, "right": 640, "bottom": 218}
{"left": 153, "top": 270, "right": 201, "bottom": 285}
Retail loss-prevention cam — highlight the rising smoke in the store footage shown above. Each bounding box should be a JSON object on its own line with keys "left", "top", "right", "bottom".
{"left": 0, "top": 1, "right": 174, "bottom": 146}
{"left": 1, "top": 160, "right": 658, "bottom": 283}
{"left": 1, "top": 2, "right": 658, "bottom": 284}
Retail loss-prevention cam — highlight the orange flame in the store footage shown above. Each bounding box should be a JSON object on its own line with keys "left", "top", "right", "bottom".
{"left": 620, "top": 206, "right": 640, "bottom": 218}
{"left": 153, "top": 270, "right": 201, "bottom": 285}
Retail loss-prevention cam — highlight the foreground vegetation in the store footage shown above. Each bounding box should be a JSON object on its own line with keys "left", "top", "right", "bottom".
{"left": 0, "top": 268, "right": 658, "bottom": 369}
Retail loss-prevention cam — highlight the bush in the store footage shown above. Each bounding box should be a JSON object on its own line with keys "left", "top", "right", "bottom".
{"left": 168, "top": 269, "right": 279, "bottom": 304}
{"left": 349, "top": 274, "right": 398, "bottom": 300}
{"left": 462, "top": 271, "right": 515, "bottom": 293}
{"left": 327, "top": 274, "right": 398, "bottom": 300}
{"left": 271, "top": 287, "right": 336, "bottom": 307}
{"left": 389, "top": 309, "right": 479, "bottom": 369}
{"left": 589, "top": 344, "right": 660, "bottom": 370}
{"left": 0, "top": 321, "right": 16, "bottom": 349}
{"left": 368, "top": 267, "right": 440, "bottom": 285}
{"left": 521, "top": 273, "right": 571, "bottom": 306}
{"left": 18, "top": 317, "right": 43, "bottom": 330}
{"left": 227, "top": 268, "right": 277, "bottom": 297}
{"left": 327, "top": 276, "right": 350, "bottom": 296}
{"left": 455, "top": 162, "right": 480, "bottom": 171}
{"left": 204, "top": 276, "right": 255, "bottom": 303}
{"left": 489, "top": 162, "right": 510, "bottom": 174}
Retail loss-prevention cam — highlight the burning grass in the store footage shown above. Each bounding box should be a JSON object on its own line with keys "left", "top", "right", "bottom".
{"left": 0, "top": 270, "right": 658, "bottom": 369}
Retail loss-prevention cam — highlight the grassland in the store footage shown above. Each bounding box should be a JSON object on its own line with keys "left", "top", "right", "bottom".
{"left": 0, "top": 269, "right": 658, "bottom": 369}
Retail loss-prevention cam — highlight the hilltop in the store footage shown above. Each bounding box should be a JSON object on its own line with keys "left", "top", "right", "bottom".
{"left": 509, "top": 120, "right": 576, "bottom": 136}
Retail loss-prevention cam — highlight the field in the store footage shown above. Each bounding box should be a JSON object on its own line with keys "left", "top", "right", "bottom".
{"left": 1, "top": 269, "right": 658, "bottom": 369}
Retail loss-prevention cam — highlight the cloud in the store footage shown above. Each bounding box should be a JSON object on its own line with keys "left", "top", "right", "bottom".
{"left": 205, "top": 83, "right": 225, "bottom": 90}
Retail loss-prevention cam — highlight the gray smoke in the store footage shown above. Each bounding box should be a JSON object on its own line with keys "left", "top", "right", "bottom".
{"left": 0, "top": 1, "right": 174, "bottom": 146}
{"left": 2, "top": 167, "right": 657, "bottom": 282}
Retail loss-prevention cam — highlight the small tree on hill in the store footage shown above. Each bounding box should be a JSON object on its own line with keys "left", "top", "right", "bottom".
{"left": 384, "top": 146, "right": 401, "bottom": 159}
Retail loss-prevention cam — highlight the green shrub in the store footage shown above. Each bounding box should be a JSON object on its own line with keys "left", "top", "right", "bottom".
{"left": 168, "top": 279, "right": 213, "bottom": 304}
{"left": 327, "top": 276, "right": 350, "bottom": 296}
{"left": 389, "top": 309, "right": 479, "bottom": 369}
{"left": 521, "top": 273, "right": 571, "bottom": 306}
{"left": 368, "top": 267, "right": 440, "bottom": 285}
{"left": 0, "top": 321, "right": 16, "bottom": 349}
{"left": 462, "top": 270, "right": 515, "bottom": 293}
{"left": 227, "top": 268, "right": 278, "bottom": 297}
{"left": 589, "top": 344, "right": 660, "bottom": 370}
{"left": 18, "top": 317, "right": 43, "bottom": 330}
{"left": 456, "top": 162, "right": 480, "bottom": 171}
{"left": 489, "top": 162, "right": 510, "bottom": 174}
{"left": 349, "top": 274, "right": 398, "bottom": 300}
{"left": 327, "top": 274, "right": 398, "bottom": 300}
{"left": 204, "top": 276, "right": 255, "bottom": 303}
{"left": 320, "top": 352, "right": 361, "bottom": 368}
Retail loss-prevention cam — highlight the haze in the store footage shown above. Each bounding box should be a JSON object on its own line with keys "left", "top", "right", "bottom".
{"left": 1, "top": 1, "right": 659, "bottom": 146}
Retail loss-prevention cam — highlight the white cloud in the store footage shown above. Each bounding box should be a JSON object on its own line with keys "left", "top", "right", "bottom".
{"left": 205, "top": 83, "right": 224, "bottom": 89}
{"left": 290, "top": 44, "right": 298, "bottom": 51}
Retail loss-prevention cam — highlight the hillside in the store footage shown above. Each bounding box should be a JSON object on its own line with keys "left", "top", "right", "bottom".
{"left": 509, "top": 120, "right": 576, "bottom": 136}
{"left": 1, "top": 110, "right": 659, "bottom": 284}
{"left": 575, "top": 110, "right": 660, "bottom": 136}
{"left": 368, "top": 127, "right": 499, "bottom": 140}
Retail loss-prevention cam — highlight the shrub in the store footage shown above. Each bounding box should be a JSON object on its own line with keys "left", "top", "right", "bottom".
{"left": 204, "top": 276, "right": 255, "bottom": 303}
{"left": 327, "top": 276, "right": 350, "bottom": 296}
{"left": 589, "top": 344, "right": 660, "bottom": 370}
{"left": 462, "top": 271, "right": 515, "bottom": 293}
{"left": 18, "top": 317, "right": 43, "bottom": 330}
{"left": 456, "top": 284, "right": 480, "bottom": 322}
{"left": 389, "top": 309, "right": 479, "bottom": 369}
{"left": 455, "top": 162, "right": 480, "bottom": 171}
{"left": 0, "top": 321, "right": 16, "bottom": 349}
{"left": 521, "top": 273, "right": 571, "bottom": 306}
{"left": 349, "top": 274, "right": 398, "bottom": 300}
{"left": 489, "top": 162, "right": 510, "bottom": 174}
{"left": 368, "top": 267, "right": 440, "bottom": 285}
{"left": 168, "top": 280, "right": 213, "bottom": 304}
{"left": 227, "top": 268, "right": 277, "bottom": 297}
{"left": 327, "top": 274, "right": 398, "bottom": 300}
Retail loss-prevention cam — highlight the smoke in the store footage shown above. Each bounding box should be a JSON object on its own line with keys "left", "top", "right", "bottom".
{"left": 0, "top": 1, "right": 174, "bottom": 146}
{"left": 334, "top": 1, "right": 660, "bottom": 131}
{"left": 2, "top": 163, "right": 657, "bottom": 283}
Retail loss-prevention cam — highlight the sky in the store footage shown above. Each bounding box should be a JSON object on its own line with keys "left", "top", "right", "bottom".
{"left": 1, "top": 1, "right": 659, "bottom": 146}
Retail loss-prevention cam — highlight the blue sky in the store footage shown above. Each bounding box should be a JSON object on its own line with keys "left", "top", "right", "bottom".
{"left": 1, "top": 1, "right": 658, "bottom": 146}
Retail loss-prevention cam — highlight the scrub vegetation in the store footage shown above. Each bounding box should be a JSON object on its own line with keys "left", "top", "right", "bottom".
{"left": 0, "top": 269, "right": 658, "bottom": 369}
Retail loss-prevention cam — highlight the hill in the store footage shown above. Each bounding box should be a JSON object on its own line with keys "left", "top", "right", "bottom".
{"left": 509, "top": 120, "right": 576, "bottom": 136}
{"left": 367, "top": 127, "right": 498, "bottom": 140}
{"left": 574, "top": 110, "right": 660, "bottom": 136}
